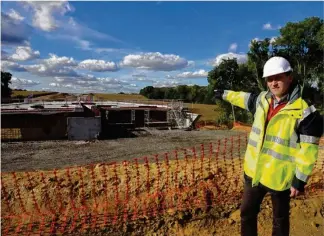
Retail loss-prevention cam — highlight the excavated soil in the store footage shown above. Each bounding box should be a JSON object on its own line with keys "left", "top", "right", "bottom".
{"left": 1, "top": 129, "right": 324, "bottom": 235}
{"left": 1, "top": 129, "right": 243, "bottom": 172}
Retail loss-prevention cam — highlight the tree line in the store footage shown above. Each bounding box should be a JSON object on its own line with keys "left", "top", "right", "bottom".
{"left": 140, "top": 17, "right": 324, "bottom": 112}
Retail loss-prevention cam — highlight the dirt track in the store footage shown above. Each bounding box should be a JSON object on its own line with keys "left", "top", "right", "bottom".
{"left": 1, "top": 129, "right": 243, "bottom": 172}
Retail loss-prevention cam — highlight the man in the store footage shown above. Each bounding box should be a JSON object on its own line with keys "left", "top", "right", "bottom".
{"left": 214, "top": 56, "right": 323, "bottom": 236}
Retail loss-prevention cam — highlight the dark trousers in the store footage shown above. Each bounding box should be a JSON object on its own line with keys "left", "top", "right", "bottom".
{"left": 240, "top": 176, "right": 291, "bottom": 236}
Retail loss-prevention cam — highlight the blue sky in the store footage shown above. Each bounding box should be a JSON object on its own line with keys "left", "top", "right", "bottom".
{"left": 1, "top": 1, "right": 323, "bottom": 94}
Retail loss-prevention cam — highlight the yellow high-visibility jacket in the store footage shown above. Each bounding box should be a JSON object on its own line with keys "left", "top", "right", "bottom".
{"left": 222, "top": 84, "right": 323, "bottom": 191}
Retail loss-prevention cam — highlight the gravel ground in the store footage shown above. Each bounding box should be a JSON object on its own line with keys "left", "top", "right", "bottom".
{"left": 1, "top": 129, "right": 244, "bottom": 172}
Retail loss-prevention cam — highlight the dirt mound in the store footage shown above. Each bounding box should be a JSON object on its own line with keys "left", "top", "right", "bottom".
{"left": 1, "top": 132, "right": 323, "bottom": 235}
{"left": 231, "top": 122, "right": 252, "bottom": 132}
{"left": 33, "top": 93, "right": 78, "bottom": 101}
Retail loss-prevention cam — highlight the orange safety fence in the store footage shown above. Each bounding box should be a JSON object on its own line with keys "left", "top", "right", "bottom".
{"left": 1, "top": 133, "right": 324, "bottom": 235}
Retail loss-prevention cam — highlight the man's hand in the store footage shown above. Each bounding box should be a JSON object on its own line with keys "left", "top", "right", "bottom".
{"left": 214, "top": 89, "right": 224, "bottom": 100}
{"left": 290, "top": 187, "right": 300, "bottom": 198}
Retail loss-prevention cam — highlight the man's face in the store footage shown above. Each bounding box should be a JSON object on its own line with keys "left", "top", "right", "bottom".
{"left": 266, "top": 72, "right": 292, "bottom": 98}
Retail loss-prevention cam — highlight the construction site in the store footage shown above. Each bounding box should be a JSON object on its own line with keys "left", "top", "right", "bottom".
{"left": 1, "top": 96, "right": 324, "bottom": 236}
{"left": 1, "top": 95, "right": 200, "bottom": 141}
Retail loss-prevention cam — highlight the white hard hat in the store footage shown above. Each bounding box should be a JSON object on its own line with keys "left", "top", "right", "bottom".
{"left": 262, "top": 56, "right": 292, "bottom": 78}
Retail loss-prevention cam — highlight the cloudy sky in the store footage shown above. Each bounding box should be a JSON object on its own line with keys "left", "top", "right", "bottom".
{"left": 1, "top": 1, "right": 323, "bottom": 93}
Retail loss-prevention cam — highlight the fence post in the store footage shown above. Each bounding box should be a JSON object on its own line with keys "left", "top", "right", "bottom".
{"left": 200, "top": 144, "right": 205, "bottom": 178}
{"left": 101, "top": 164, "right": 109, "bottom": 227}
{"left": 12, "top": 172, "right": 27, "bottom": 214}
{"left": 112, "top": 163, "right": 119, "bottom": 225}
{"left": 123, "top": 161, "right": 130, "bottom": 222}
{"left": 90, "top": 164, "right": 98, "bottom": 230}
{"left": 222, "top": 138, "right": 228, "bottom": 178}
{"left": 208, "top": 142, "right": 213, "bottom": 172}
{"left": 144, "top": 157, "right": 150, "bottom": 218}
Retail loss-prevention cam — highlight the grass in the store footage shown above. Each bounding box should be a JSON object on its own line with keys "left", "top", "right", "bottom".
{"left": 11, "top": 90, "right": 57, "bottom": 98}
{"left": 93, "top": 93, "right": 148, "bottom": 101}
{"left": 185, "top": 103, "right": 222, "bottom": 122}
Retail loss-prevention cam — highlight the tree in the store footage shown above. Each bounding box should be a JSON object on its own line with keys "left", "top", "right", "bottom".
{"left": 176, "top": 85, "right": 189, "bottom": 101}
{"left": 1, "top": 71, "right": 12, "bottom": 98}
{"left": 139, "top": 86, "right": 154, "bottom": 99}
{"left": 273, "top": 17, "right": 324, "bottom": 89}
{"left": 164, "top": 87, "right": 177, "bottom": 99}
{"left": 247, "top": 38, "right": 272, "bottom": 91}
{"left": 207, "top": 58, "right": 257, "bottom": 92}
{"left": 207, "top": 58, "right": 258, "bottom": 124}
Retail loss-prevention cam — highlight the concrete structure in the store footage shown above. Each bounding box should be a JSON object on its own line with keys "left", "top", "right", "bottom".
{"left": 1, "top": 99, "right": 200, "bottom": 141}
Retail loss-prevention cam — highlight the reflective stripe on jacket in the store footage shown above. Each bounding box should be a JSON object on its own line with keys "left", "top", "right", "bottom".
{"left": 222, "top": 84, "right": 323, "bottom": 191}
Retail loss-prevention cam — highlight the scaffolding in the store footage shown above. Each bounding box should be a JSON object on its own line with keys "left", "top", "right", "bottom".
{"left": 167, "top": 100, "right": 188, "bottom": 129}
{"left": 144, "top": 110, "right": 150, "bottom": 127}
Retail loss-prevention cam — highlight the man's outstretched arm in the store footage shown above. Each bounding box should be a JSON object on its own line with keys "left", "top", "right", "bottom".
{"left": 214, "top": 89, "right": 260, "bottom": 115}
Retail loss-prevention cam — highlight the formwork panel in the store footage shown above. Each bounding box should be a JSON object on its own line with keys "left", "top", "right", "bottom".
{"left": 135, "top": 110, "right": 145, "bottom": 127}
{"left": 149, "top": 110, "right": 168, "bottom": 122}
{"left": 67, "top": 117, "right": 101, "bottom": 140}
{"left": 1, "top": 115, "right": 67, "bottom": 141}
{"left": 103, "top": 110, "right": 132, "bottom": 124}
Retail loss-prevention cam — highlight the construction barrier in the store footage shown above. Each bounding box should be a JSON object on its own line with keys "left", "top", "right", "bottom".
{"left": 1, "top": 133, "right": 324, "bottom": 235}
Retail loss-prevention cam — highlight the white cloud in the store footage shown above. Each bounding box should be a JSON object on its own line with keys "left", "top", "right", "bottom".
{"left": 9, "top": 46, "right": 40, "bottom": 61}
{"left": 53, "top": 73, "right": 97, "bottom": 84}
{"left": 24, "top": 53, "right": 78, "bottom": 77}
{"left": 252, "top": 37, "right": 261, "bottom": 42}
{"left": 45, "top": 34, "right": 93, "bottom": 51}
{"left": 130, "top": 73, "right": 155, "bottom": 83}
{"left": 94, "top": 47, "right": 133, "bottom": 54}
{"left": 1, "top": 61, "right": 27, "bottom": 72}
{"left": 61, "top": 16, "right": 124, "bottom": 44}
{"left": 212, "top": 53, "right": 248, "bottom": 67}
{"left": 1, "top": 12, "right": 32, "bottom": 45}
{"left": 44, "top": 53, "right": 77, "bottom": 67}
{"left": 249, "top": 37, "right": 277, "bottom": 47}
{"left": 11, "top": 77, "right": 40, "bottom": 89}
{"left": 262, "top": 22, "right": 281, "bottom": 30}
{"left": 229, "top": 43, "right": 238, "bottom": 52}
{"left": 78, "top": 40, "right": 92, "bottom": 51}
{"left": 7, "top": 9, "right": 25, "bottom": 22}
{"left": 49, "top": 83, "right": 61, "bottom": 87}
{"left": 26, "top": 64, "right": 77, "bottom": 77}
{"left": 25, "top": 1, "right": 72, "bottom": 31}
{"left": 263, "top": 23, "right": 272, "bottom": 30}
{"left": 41, "top": 87, "right": 52, "bottom": 91}
{"left": 97, "top": 77, "right": 130, "bottom": 85}
{"left": 121, "top": 52, "right": 189, "bottom": 71}
{"left": 168, "top": 69, "right": 208, "bottom": 79}
{"left": 270, "top": 36, "right": 277, "bottom": 44}
{"left": 131, "top": 77, "right": 155, "bottom": 83}
{"left": 153, "top": 80, "right": 184, "bottom": 88}
{"left": 68, "top": 17, "right": 77, "bottom": 27}
{"left": 132, "top": 73, "right": 147, "bottom": 78}
{"left": 47, "top": 73, "right": 138, "bottom": 93}
{"left": 78, "top": 59, "right": 118, "bottom": 72}
{"left": 49, "top": 82, "right": 77, "bottom": 89}
{"left": 95, "top": 48, "right": 120, "bottom": 53}
{"left": 187, "top": 60, "right": 195, "bottom": 67}
{"left": 62, "top": 84, "right": 76, "bottom": 89}
{"left": 2, "top": 50, "right": 10, "bottom": 60}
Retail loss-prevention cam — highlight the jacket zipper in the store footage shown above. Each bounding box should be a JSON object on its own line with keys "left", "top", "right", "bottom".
{"left": 253, "top": 96, "right": 300, "bottom": 187}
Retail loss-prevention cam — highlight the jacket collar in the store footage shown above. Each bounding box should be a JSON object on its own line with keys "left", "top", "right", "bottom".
{"left": 264, "top": 82, "right": 302, "bottom": 111}
{"left": 265, "top": 81, "right": 301, "bottom": 103}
